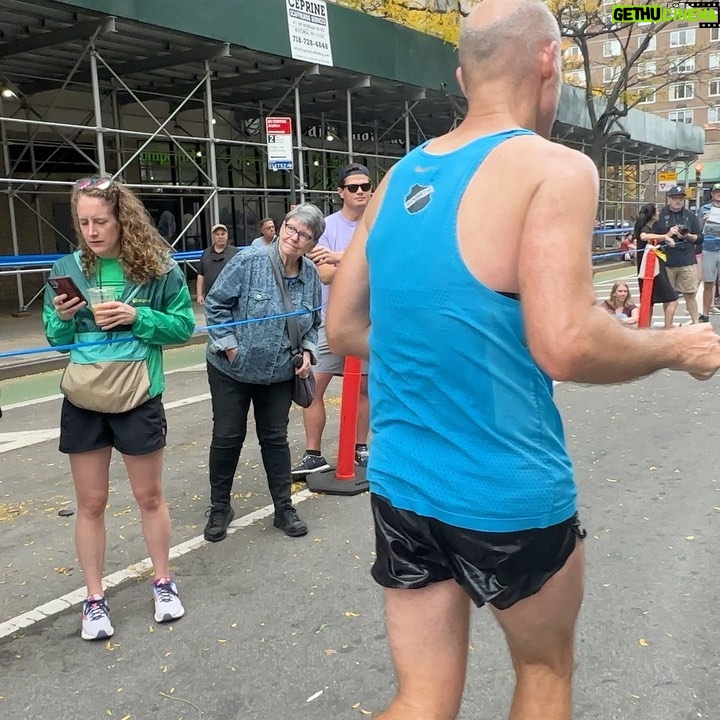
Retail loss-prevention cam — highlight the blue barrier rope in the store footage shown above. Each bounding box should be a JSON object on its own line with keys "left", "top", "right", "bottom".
{"left": 1, "top": 238, "right": 634, "bottom": 270}
{"left": 0, "top": 306, "right": 320, "bottom": 361}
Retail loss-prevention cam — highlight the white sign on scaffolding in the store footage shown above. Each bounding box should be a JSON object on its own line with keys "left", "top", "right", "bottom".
{"left": 266, "top": 117, "right": 294, "bottom": 172}
{"left": 286, "top": 0, "right": 334, "bottom": 67}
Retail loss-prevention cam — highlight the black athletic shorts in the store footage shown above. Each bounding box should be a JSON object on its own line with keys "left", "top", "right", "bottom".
{"left": 59, "top": 395, "right": 167, "bottom": 456}
{"left": 370, "top": 494, "right": 586, "bottom": 610}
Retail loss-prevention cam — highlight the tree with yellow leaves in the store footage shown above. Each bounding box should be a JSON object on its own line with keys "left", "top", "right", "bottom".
{"left": 549, "top": 0, "right": 710, "bottom": 166}
{"left": 328, "top": 0, "right": 478, "bottom": 44}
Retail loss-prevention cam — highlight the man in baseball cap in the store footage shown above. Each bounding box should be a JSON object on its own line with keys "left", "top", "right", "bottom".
{"left": 196, "top": 222, "right": 237, "bottom": 304}
{"left": 651, "top": 183, "right": 703, "bottom": 323}
{"left": 292, "top": 162, "right": 374, "bottom": 478}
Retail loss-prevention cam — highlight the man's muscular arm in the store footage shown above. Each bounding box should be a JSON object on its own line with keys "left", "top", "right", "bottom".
{"left": 520, "top": 147, "right": 720, "bottom": 383}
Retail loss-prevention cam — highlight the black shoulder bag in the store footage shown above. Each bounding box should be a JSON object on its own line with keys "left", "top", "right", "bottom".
{"left": 266, "top": 249, "right": 316, "bottom": 408}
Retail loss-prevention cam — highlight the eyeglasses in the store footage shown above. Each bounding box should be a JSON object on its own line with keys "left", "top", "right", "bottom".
{"left": 342, "top": 182, "right": 372, "bottom": 193}
{"left": 284, "top": 222, "right": 313, "bottom": 243}
{"left": 74, "top": 175, "right": 116, "bottom": 191}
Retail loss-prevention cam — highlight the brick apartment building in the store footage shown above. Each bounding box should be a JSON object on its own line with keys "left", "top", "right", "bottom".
{"left": 564, "top": 1, "right": 720, "bottom": 188}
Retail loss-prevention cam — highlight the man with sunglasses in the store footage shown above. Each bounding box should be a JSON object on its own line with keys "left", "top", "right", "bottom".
{"left": 292, "top": 163, "right": 373, "bottom": 477}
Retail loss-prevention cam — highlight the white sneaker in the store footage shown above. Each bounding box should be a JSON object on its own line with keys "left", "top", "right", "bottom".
{"left": 152, "top": 578, "right": 185, "bottom": 623}
{"left": 81, "top": 594, "right": 114, "bottom": 641}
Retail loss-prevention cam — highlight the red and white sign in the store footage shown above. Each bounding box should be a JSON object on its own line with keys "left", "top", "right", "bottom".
{"left": 266, "top": 117, "right": 294, "bottom": 171}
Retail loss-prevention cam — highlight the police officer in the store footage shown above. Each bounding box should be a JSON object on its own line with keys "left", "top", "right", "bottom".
{"left": 651, "top": 185, "right": 703, "bottom": 324}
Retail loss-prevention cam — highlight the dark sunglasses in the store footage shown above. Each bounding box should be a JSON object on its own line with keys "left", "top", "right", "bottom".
{"left": 343, "top": 182, "right": 372, "bottom": 193}
{"left": 74, "top": 175, "right": 116, "bottom": 191}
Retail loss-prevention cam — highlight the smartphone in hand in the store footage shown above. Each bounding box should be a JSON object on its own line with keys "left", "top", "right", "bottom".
{"left": 48, "top": 276, "right": 85, "bottom": 303}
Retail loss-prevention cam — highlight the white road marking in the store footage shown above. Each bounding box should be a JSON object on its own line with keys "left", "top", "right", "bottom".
{"left": 0, "top": 393, "right": 213, "bottom": 454}
{"left": 0, "top": 489, "right": 315, "bottom": 641}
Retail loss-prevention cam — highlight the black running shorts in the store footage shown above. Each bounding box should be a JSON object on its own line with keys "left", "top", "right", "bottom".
{"left": 59, "top": 395, "right": 167, "bottom": 456}
{"left": 370, "top": 494, "right": 585, "bottom": 610}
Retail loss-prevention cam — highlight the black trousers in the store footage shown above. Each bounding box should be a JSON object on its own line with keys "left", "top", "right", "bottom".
{"left": 207, "top": 362, "right": 294, "bottom": 511}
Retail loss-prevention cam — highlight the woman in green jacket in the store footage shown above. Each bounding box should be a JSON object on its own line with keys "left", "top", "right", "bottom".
{"left": 43, "top": 176, "right": 195, "bottom": 641}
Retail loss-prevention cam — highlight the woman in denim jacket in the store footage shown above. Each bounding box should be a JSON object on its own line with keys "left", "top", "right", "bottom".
{"left": 203, "top": 203, "right": 324, "bottom": 541}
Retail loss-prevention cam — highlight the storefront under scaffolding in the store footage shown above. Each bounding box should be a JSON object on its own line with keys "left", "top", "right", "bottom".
{"left": 0, "top": 0, "right": 705, "bottom": 310}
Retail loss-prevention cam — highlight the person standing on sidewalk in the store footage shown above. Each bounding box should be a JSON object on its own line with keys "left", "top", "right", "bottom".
{"left": 196, "top": 223, "right": 238, "bottom": 305}
{"left": 698, "top": 183, "right": 720, "bottom": 322}
{"left": 326, "top": 1, "right": 720, "bottom": 717}
{"left": 651, "top": 186, "right": 703, "bottom": 324}
{"left": 251, "top": 218, "right": 277, "bottom": 248}
{"left": 202, "top": 204, "right": 323, "bottom": 542}
{"left": 44, "top": 175, "right": 195, "bottom": 640}
{"left": 291, "top": 163, "right": 372, "bottom": 478}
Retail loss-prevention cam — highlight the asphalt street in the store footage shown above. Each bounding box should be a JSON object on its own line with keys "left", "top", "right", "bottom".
{"left": 0, "top": 269, "right": 718, "bottom": 719}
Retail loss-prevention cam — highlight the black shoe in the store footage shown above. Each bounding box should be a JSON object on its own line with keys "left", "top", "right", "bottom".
{"left": 273, "top": 506, "right": 308, "bottom": 537}
{"left": 203, "top": 505, "right": 235, "bottom": 543}
{"left": 699, "top": 314, "right": 710, "bottom": 323}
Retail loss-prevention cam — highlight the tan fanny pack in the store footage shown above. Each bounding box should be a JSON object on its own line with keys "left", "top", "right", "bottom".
{"left": 61, "top": 355, "right": 151, "bottom": 414}
{"left": 60, "top": 284, "right": 151, "bottom": 414}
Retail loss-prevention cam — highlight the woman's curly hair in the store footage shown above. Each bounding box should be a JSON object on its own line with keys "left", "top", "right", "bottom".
{"left": 71, "top": 180, "right": 171, "bottom": 284}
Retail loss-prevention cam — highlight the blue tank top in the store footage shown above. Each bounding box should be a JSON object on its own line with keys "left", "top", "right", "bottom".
{"left": 366, "top": 129, "right": 576, "bottom": 533}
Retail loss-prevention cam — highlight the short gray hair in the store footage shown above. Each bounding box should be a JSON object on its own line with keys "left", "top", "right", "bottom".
{"left": 284, "top": 203, "right": 325, "bottom": 243}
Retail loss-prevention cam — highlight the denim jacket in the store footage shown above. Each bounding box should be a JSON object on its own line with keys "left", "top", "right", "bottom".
{"left": 205, "top": 241, "right": 322, "bottom": 384}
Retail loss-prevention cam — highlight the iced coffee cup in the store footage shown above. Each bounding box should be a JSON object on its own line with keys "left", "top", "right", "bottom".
{"left": 87, "top": 287, "right": 116, "bottom": 324}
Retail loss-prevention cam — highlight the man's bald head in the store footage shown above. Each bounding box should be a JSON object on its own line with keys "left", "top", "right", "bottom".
{"left": 459, "top": 0, "right": 561, "bottom": 87}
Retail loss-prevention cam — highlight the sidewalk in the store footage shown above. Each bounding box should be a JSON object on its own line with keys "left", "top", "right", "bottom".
{"left": 0, "top": 305, "right": 207, "bottom": 381}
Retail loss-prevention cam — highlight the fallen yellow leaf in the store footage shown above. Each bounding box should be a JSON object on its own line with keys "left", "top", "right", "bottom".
{"left": 344, "top": 611, "right": 360, "bottom": 618}
{"left": 352, "top": 703, "right": 361, "bottom": 709}
{"left": 217, "top": 639, "right": 228, "bottom": 643}
{"left": 638, "top": 638, "right": 649, "bottom": 647}
{"left": 360, "top": 710, "right": 373, "bottom": 716}
{"left": 686, "top": 536, "right": 695, "bottom": 540}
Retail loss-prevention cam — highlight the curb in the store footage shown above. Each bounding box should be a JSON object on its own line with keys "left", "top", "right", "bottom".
{"left": 0, "top": 333, "right": 207, "bottom": 382}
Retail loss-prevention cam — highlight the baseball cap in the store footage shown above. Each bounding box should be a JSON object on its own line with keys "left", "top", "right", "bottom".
{"left": 712, "top": 183, "right": 720, "bottom": 192}
{"left": 337, "top": 163, "right": 370, "bottom": 188}
{"left": 666, "top": 185, "right": 686, "bottom": 196}
{"left": 211, "top": 223, "right": 228, "bottom": 232}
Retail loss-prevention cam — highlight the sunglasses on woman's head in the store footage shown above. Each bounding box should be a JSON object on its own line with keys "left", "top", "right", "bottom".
{"left": 343, "top": 182, "right": 372, "bottom": 193}
{"left": 74, "top": 175, "right": 116, "bottom": 191}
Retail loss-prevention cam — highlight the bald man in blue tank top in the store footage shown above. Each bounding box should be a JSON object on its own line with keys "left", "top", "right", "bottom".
{"left": 326, "top": 1, "right": 720, "bottom": 718}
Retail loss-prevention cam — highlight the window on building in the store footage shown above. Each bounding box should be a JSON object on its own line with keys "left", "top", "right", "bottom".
{"left": 710, "top": 79, "right": 720, "bottom": 96}
{"left": 712, "top": 28, "right": 720, "bottom": 42}
{"left": 669, "top": 29, "right": 696, "bottom": 47}
{"left": 603, "top": 66, "right": 620, "bottom": 83}
{"left": 668, "top": 109, "right": 694, "bottom": 123}
{"left": 708, "top": 107, "right": 720, "bottom": 124}
{"left": 669, "top": 82, "right": 694, "bottom": 100}
{"left": 603, "top": 40, "right": 622, "bottom": 57}
{"left": 636, "top": 87, "right": 656, "bottom": 104}
{"left": 637, "top": 61, "right": 657, "bottom": 78}
{"left": 637, "top": 33, "right": 657, "bottom": 52}
{"left": 563, "top": 45, "right": 581, "bottom": 60}
{"left": 710, "top": 53, "right": 720, "bottom": 69}
{"left": 670, "top": 57, "right": 696, "bottom": 74}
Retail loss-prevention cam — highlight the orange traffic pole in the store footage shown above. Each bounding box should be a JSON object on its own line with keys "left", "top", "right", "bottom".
{"left": 306, "top": 356, "right": 369, "bottom": 496}
{"left": 637, "top": 247, "right": 657, "bottom": 329}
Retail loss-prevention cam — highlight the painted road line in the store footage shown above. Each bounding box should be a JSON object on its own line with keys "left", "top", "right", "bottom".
{"left": 0, "top": 393, "right": 213, "bottom": 454}
{"left": 0, "top": 488, "right": 315, "bottom": 641}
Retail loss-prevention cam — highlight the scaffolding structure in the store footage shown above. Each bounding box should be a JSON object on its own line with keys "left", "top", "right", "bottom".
{"left": 0, "top": 1, "right": 702, "bottom": 311}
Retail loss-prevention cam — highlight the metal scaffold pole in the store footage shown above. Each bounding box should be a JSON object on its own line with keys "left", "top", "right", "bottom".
{"left": 204, "top": 60, "right": 220, "bottom": 223}
{"left": 0, "top": 97, "right": 26, "bottom": 311}
{"left": 90, "top": 48, "right": 106, "bottom": 175}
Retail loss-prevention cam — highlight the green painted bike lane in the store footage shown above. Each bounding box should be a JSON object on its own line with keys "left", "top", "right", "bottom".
{"left": 1, "top": 343, "right": 207, "bottom": 406}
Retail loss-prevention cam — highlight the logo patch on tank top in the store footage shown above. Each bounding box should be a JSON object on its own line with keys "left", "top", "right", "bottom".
{"left": 404, "top": 184, "right": 434, "bottom": 214}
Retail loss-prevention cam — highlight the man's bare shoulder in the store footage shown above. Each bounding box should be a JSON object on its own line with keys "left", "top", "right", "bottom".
{"left": 535, "top": 138, "right": 597, "bottom": 176}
